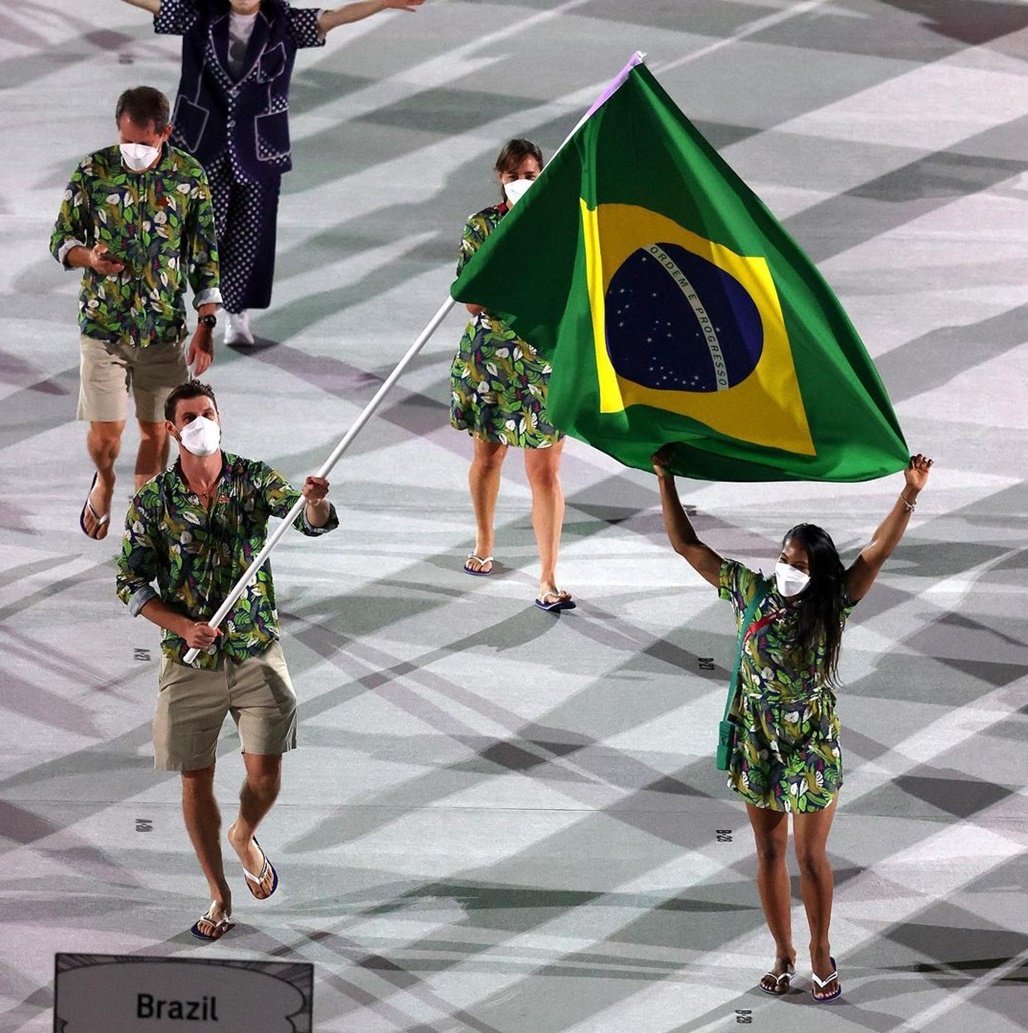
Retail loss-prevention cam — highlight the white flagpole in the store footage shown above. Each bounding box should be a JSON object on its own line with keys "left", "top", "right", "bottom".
{"left": 183, "top": 295, "right": 457, "bottom": 664}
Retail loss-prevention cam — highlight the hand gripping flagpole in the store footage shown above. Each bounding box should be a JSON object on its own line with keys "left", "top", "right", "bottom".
{"left": 183, "top": 295, "right": 457, "bottom": 664}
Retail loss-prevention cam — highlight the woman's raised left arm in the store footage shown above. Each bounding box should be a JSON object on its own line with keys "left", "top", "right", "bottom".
{"left": 318, "top": 0, "right": 424, "bottom": 36}
{"left": 119, "top": 0, "right": 161, "bottom": 13}
{"left": 845, "top": 453, "right": 933, "bottom": 601}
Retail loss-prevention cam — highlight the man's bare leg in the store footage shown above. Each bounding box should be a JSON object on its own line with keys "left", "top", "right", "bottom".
{"left": 83, "top": 420, "right": 125, "bottom": 538}
{"left": 136, "top": 418, "right": 170, "bottom": 489}
{"left": 226, "top": 753, "right": 282, "bottom": 899}
{"left": 181, "top": 764, "right": 232, "bottom": 929}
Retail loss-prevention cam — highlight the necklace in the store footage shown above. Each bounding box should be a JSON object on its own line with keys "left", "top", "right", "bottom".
{"left": 181, "top": 458, "right": 223, "bottom": 500}
{"left": 190, "top": 479, "right": 219, "bottom": 497}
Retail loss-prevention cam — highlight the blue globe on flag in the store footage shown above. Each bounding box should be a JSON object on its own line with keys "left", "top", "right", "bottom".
{"left": 604, "top": 243, "right": 763, "bottom": 393}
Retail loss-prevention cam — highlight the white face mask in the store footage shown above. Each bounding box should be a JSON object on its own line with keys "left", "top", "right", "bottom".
{"left": 774, "top": 561, "right": 810, "bottom": 598}
{"left": 120, "top": 142, "right": 161, "bottom": 172}
{"left": 503, "top": 178, "right": 534, "bottom": 206}
{"left": 179, "top": 415, "right": 221, "bottom": 457}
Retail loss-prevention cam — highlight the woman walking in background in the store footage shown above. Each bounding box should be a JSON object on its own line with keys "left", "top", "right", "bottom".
{"left": 450, "top": 139, "right": 573, "bottom": 612}
{"left": 652, "top": 449, "right": 933, "bottom": 1001}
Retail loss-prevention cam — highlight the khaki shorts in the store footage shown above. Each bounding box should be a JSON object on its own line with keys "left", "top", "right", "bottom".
{"left": 153, "top": 642, "right": 298, "bottom": 772}
{"left": 78, "top": 334, "right": 188, "bottom": 423}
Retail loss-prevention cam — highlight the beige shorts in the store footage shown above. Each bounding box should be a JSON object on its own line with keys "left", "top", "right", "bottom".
{"left": 153, "top": 642, "right": 298, "bottom": 772}
{"left": 78, "top": 334, "right": 188, "bottom": 423}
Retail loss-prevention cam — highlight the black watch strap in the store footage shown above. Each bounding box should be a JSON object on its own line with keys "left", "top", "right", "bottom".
{"left": 199, "top": 314, "right": 217, "bottom": 328}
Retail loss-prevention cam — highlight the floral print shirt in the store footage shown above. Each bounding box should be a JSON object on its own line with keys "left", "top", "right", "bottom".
{"left": 719, "top": 559, "right": 856, "bottom": 703}
{"left": 50, "top": 144, "right": 221, "bottom": 348}
{"left": 117, "top": 453, "right": 338, "bottom": 669}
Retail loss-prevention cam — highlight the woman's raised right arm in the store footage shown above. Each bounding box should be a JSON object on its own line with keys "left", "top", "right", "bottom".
{"left": 653, "top": 448, "right": 723, "bottom": 588}
{"left": 119, "top": 0, "right": 161, "bottom": 14}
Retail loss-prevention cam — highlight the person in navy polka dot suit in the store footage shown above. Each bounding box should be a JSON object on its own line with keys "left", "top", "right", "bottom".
{"left": 121, "top": 0, "right": 426, "bottom": 345}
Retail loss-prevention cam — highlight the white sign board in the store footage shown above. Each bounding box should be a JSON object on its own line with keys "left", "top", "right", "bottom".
{"left": 54, "top": 955, "right": 313, "bottom": 1033}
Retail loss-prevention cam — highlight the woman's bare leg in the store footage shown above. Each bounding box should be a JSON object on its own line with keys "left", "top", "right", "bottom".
{"left": 793, "top": 795, "right": 839, "bottom": 999}
{"left": 523, "top": 439, "right": 565, "bottom": 598}
{"left": 747, "top": 803, "right": 796, "bottom": 990}
{"left": 467, "top": 437, "right": 507, "bottom": 572}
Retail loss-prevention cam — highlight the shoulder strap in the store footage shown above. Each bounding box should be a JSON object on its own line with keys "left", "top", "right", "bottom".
{"left": 722, "top": 580, "right": 772, "bottom": 721}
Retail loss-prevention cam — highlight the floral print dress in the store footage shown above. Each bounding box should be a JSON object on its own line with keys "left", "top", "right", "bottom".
{"left": 719, "top": 560, "right": 856, "bottom": 812}
{"left": 449, "top": 204, "right": 563, "bottom": 448}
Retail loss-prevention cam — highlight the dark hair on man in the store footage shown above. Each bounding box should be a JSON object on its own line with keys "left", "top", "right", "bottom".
{"left": 165, "top": 380, "right": 219, "bottom": 423}
{"left": 493, "top": 138, "right": 544, "bottom": 176}
{"left": 115, "top": 86, "right": 171, "bottom": 133}
{"left": 781, "top": 523, "right": 847, "bottom": 687}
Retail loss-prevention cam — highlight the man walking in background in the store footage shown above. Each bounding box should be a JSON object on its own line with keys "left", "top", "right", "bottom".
{"left": 51, "top": 85, "right": 221, "bottom": 538}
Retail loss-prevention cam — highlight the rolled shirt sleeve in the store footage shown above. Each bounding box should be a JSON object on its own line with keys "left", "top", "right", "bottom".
{"left": 117, "top": 497, "right": 161, "bottom": 616}
{"left": 185, "top": 168, "right": 222, "bottom": 307}
{"left": 50, "top": 164, "right": 93, "bottom": 268}
{"left": 257, "top": 462, "right": 339, "bottom": 536}
{"left": 300, "top": 503, "right": 339, "bottom": 535}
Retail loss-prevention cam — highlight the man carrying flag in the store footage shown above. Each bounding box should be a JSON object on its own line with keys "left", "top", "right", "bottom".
{"left": 116, "top": 379, "right": 337, "bottom": 941}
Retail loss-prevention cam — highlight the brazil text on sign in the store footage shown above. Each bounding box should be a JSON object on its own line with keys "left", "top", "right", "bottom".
{"left": 54, "top": 955, "right": 313, "bottom": 1033}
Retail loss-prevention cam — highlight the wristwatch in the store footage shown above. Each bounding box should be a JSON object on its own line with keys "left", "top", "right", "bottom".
{"left": 198, "top": 314, "right": 217, "bottom": 329}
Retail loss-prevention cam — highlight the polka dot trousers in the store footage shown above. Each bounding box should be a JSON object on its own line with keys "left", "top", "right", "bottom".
{"left": 207, "top": 154, "right": 281, "bottom": 313}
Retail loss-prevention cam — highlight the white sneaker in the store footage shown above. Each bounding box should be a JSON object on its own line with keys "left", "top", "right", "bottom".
{"left": 225, "top": 310, "right": 254, "bottom": 346}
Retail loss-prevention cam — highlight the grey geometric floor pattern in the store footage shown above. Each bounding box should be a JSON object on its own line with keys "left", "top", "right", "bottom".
{"left": 2, "top": 1, "right": 1027, "bottom": 1030}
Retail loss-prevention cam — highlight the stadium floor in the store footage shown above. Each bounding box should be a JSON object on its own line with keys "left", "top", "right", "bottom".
{"left": 2, "top": 2, "right": 1026, "bottom": 1030}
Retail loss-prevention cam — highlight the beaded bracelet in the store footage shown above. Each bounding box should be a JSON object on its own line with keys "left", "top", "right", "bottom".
{"left": 899, "top": 493, "right": 916, "bottom": 512}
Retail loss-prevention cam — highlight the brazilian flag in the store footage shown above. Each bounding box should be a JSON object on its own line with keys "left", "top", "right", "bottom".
{"left": 450, "top": 56, "right": 908, "bottom": 482}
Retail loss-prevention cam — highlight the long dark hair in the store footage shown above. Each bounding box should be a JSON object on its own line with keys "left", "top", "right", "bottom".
{"left": 783, "top": 523, "right": 846, "bottom": 687}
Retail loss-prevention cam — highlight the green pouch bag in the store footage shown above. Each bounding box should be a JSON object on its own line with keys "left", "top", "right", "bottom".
{"left": 715, "top": 719, "right": 737, "bottom": 771}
